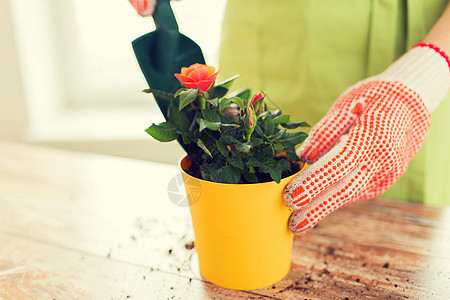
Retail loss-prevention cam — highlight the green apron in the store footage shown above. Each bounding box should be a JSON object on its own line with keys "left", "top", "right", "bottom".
{"left": 219, "top": 0, "right": 450, "bottom": 206}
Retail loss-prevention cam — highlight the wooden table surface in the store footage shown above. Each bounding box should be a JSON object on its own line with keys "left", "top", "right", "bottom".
{"left": 0, "top": 141, "right": 449, "bottom": 300}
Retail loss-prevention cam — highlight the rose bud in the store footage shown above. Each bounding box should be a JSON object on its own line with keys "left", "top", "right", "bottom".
{"left": 244, "top": 107, "right": 257, "bottom": 142}
{"left": 223, "top": 106, "right": 240, "bottom": 123}
{"left": 251, "top": 92, "right": 264, "bottom": 107}
{"left": 250, "top": 92, "right": 265, "bottom": 114}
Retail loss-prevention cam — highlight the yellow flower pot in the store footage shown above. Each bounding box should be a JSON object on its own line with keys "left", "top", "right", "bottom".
{"left": 179, "top": 155, "right": 306, "bottom": 290}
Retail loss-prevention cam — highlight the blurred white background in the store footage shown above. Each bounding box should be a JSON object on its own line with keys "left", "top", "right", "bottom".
{"left": 1, "top": 0, "right": 227, "bottom": 163}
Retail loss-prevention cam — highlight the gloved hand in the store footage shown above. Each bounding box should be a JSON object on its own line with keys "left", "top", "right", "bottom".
{"left": 283, "top": 43, "right": 450, "bottom": 235}
{"left": 129, "top": 0, "right": 157, "bottom": 17}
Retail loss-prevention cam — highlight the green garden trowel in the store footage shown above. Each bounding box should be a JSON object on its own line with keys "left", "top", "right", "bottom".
{"left": 132, "top": 0, "right": 205, "bottom": 121}
{"left": 132, "top": 0, "right": 205, "bottom": 154}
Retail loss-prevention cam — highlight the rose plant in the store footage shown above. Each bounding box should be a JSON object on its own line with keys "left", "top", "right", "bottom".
{"left": 141, "top": 63, "right": 310, "bottom": 290}
{"left": 145, "top": 63, "right": 309, "bottom": 184}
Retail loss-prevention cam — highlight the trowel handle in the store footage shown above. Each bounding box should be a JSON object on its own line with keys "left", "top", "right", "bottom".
{"left": 153, "top": 0, "right": 179, "bottom": 32}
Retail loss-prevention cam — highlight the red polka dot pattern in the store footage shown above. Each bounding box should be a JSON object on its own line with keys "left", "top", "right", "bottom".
{"left": 283, "top": 81, "right": 431, "bottom": 235}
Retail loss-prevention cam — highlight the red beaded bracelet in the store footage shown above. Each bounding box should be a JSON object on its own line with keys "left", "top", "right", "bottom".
{"left": 412, "top": 42, "right": 450, "bottom": 71}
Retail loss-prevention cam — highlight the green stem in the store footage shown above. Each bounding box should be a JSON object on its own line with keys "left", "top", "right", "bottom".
{"left": 246, "top": 132, "right": 252, "bottom": 142}
{"left": 198, "top": 97, "right": 206, "bottom": 109}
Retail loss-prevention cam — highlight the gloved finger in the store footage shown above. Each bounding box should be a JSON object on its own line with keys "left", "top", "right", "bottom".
{"left": 129, "top": 0, "right": 156, "bottom": 17}
{"left": 358, "top": 162, "right": 408, "bottom": 201}
{"left": 284, "top": 132, "right": 365, "bottom": 210}
{"left": 288, "top": 163, "right": 373, "bottom": 235}
{"left": 298, "top": 94, "right": 367, "bottom": 164}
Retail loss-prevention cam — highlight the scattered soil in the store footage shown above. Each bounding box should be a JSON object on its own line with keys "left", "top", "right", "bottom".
{"left": 184, "top": 241, "right": 195, "bottom": 250}
{"left": 326, "top": 246, "right": 336, "bottom": 256}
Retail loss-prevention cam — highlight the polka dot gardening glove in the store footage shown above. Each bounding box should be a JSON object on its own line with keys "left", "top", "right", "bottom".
{"left": 283, "top": 43, "right": 450, "bottom": 235}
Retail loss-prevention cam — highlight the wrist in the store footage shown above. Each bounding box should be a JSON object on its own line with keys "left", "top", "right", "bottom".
{"left": 374, "top": 43, "right": 450, "bottom": 113}
{"left": 412, "top": 43, "right": 450, "bottom": 70}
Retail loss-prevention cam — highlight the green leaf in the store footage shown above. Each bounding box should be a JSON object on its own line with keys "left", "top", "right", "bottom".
{"left": 215, "top": 140, "right": 229, "bottom": 157}
{"left": 270, "top": 166, "right": 282, "bottom": 183}
{"left": 201, "top": 109, "right": 221, "bottom": 122}
{"left": 217, "top": 165, "right": 241, "bottom": 184}
{"left": 258, "top": 111, "right": 270, "bottom": 118}
{"left": 280, "top": 121, "right": 310, "bottom": 129}
{"left": 248, "top": 165, "right": 256, "bottom": 173}
{"left": 145, "top": 122, "right": 178, "bottom": 142}
{"left": 273, "top": 114, "right": 290, "bottom": 125}
{"left": 247, "top": 156, "right": 261, "bottom": 167}
{"left": 236, "top": 142, "right": 251, "bottom": 153}
{"left": 174, "top": 88, "right": 185, "bottom": 98}
{"left": 254, "top": 150, "right": 264, "bottom": 161}
{"left": 210, "top": 168, "right": 220, "bottom": 182}
{"left": 227, "top": 88, "right": 251, "bottom": 101}
{"left": 219, "top": 98, "right": 233, "bottom": 113}
{"left": 220, "top": 123, "right": 240, "bottom": 128}
{"left": 168, "top": 101, "right": 190, "bottom": 130}
{"left": 142, "top": 88, "right": 174, "bottom": 101}
{"left": 207, "top": 98, "right": 219, "bottom": 107}
{"left": 227, "top": 157, "right": 244, "bottom": 170}
{"left": 243, "top": 172, "right": 258, "bottom": 183}
{"left": 215, "top": 74, "right": 240, "bottom": 89}
{"left": 255, "top": 148, "right": 274, "bottom": 161}
{"left": 230, "top": 97, "right": 245, "bottom": 109}
{"left": 271, "top": 128, "right": 287, "bottom": 140}
{"left": 272, "top": 143, "right": 285, "bottom": 155}
{"left": 254, "top": 123, "right": 265, "bottom": 137}
{"left": 201, "top": 163, "right": 220, "bottom": 181}
{"left": 201, "top": 172, "right": 211, "bottom": 181}
{"left": 261, "top": 157, "right": 279, "bottom": 168}
{"left": 279, "top": 159, "right": 291, "bottom": 171}
{"left": 201, "top": 163, "right": 220, "bottom": 174}
{"left": 248, "top": 138, "right": 263, "bottom": 147}
{"left": 179, "top": 89, "right": 199, "bottom": 111}
{"left": 221, "top": 136, "right": 251, "bottom": 153}
{"left": 262, "top": 116, "right": 275, "bottom": 136}
{"left": 271, "top": 109, "right": 282, "bottom": 118}
{"left": 210, "top": 86, "right": 229, "bottom": 99}
{"left": 199, "top": 119, "right": 221, "bottom": 132}
{"left": 279, "top": 132, "right": 308, "bottom": 146}
{"left": 219, "top": 133, "right": 233, "bottom": 142}
{"left": 197, "top": 139, "right": 213, "bottom": 157}
{"left": 259, "top": 164, "right": 282, "bottom": 183}
{"left": 180, "top": 132, "right": 193, "bottom": 144}
{"left": 286, "top": 147, "right": 299, "bottom": 161}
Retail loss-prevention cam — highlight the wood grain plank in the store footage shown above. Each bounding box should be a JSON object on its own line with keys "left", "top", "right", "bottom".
{"left": 253, "top": 200, "right": 450, "bottom": 299}
{"left": 0, "top": 142, "right": 199, "bottom": 276}
{"left": 1, "top": 141, "right": 449, "bottom": 299}
{"left": 0, "top": 232, "right": 275, "bottom": 300}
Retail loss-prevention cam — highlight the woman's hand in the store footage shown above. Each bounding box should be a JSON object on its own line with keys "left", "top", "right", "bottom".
{"left": 129, "top": 0, "right": 157, "bottom": 17}
{"left": 283, "top": 43, "right": 450, "bottom": 235}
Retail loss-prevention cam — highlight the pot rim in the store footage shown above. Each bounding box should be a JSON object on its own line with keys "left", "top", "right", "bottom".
{"left": 178, "top": 154, "right": 307, "bottom": 187}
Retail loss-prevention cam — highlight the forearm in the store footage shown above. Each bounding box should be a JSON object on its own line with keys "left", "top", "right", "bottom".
{"left": 372, "top": 3, "right": 450, "bottom": 112}
{"left": 423, "top": 2, "right": 450, "bottom": 55}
